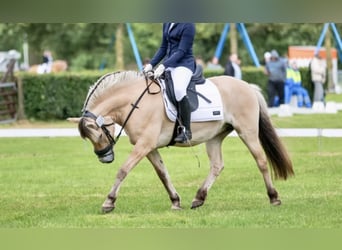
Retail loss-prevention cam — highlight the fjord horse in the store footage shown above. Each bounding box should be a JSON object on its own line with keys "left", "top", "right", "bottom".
{"left": 68, "top": 71, "right": 294, "bottom": 213}
{"left": 28, "top": 60, "right": 68, "bottom": 74}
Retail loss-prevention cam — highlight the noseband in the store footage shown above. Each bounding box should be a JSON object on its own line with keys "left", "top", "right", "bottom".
{"left": 82, "top": 110, "right": 116, "bottom": 157}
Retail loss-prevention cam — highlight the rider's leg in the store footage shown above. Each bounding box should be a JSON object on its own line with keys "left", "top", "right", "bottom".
{"left": 169, "top": 67, "right": 193, "bottom": 143}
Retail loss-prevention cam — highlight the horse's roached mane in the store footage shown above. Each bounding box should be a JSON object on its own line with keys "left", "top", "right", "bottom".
{"left": 82, "top": 70, "right": 143, "bottom": 111}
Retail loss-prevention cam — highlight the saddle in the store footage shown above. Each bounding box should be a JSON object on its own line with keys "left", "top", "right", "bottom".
{"left": 163, "top": 65, "right": 210, "bottom": 112}
{"left": 159, "top": 66, "right": 223, "bottom": 145}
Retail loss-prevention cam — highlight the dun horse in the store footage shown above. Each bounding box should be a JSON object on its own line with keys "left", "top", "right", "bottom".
{"left": 68, "top": 71, "right": 294, "bottom": 213}
{"left": 28, "top": 60, "right": 68, "bottom": 74}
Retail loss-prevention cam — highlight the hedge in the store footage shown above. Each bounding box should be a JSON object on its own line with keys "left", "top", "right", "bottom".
{"left": 18, "top": 67, "right": 315, "bottom": 120}
{"left": 20, "top": 72, "right": 103, "bottom": 120}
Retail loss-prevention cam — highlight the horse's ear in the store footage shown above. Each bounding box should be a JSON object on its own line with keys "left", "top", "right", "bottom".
{"left": 67, "top": 117, "right": 81, "bottom": 123}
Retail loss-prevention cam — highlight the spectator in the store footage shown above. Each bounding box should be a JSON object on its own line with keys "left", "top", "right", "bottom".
{"left": 310, "top": 54, "right": 326, "bottom": 103}
{"left": 264, "top": 51, "right": 271, "bottom": 64}
{"left": 285, "top": 60, "right": 312, "bottom": 108}
{"left": 264, "top": 50, "right": 287, "bottom": 107}
{"left": 206, "top": 56, "right": 223, "bottom": 70}
{"left": 195, "top": 56, "right": 205, "bottom": 69}
{"left": 224, "top": 53, "right": 241, "bottom": 79}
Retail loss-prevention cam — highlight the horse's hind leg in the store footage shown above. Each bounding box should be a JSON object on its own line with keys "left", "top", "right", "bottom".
{"left": 238, "top": 132, "right": 281, "bottom": 205}
{"left": 191, "top": 135, "right": 226, "bottom": 209}
{"left": 147, "top": 149, "right": 182, "bottom": 210}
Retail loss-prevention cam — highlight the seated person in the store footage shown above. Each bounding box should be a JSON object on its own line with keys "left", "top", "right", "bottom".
{"left": 284, "top": 61, "right": 312, "bottom": 108}
{"left": 206, "top": 56, "right": 224, "bottom": 70}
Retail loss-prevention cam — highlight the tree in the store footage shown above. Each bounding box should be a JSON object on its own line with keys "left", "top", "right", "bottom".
{"left": 115, "top": 23, "right": 124, "bottom": 70}
{"left": 229, "top": 23, "right": 238, "bottom": 55}
{"left": 324, "top": 27, "right": 334, "bottom": 91}
{"left": 1, "top": 23, "right": 340, "bottom": 71}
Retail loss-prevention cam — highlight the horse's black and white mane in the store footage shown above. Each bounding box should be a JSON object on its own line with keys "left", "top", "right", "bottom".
{"left": 82, "top": 70, "right": 143, "bottom": 111}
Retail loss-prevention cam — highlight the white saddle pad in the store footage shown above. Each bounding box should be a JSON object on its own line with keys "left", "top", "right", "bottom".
{"left": 161, "top": 79, "right": 223, "bottom": 122}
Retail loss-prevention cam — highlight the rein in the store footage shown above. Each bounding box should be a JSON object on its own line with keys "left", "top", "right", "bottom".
{"left": 83, "top": 75, "right": 160, "bottom": 147}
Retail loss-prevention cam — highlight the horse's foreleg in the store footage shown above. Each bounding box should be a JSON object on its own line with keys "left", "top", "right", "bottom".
{"left": 192, "top": 138, "right": 225, "bottom": 209}
{"left": 147, "top": 150, "right": 181, "bottom": 210}
{"left": 102, "top": 142, "right": 151, "bottom": 213}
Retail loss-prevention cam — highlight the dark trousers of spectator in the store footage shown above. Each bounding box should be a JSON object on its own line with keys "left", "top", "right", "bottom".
{"left": 267, "top": 80, "right": 285, "bottom": 107}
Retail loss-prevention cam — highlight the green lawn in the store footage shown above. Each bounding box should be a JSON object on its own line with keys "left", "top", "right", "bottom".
{"left": 326, "top": 92, "right": 342, "bottom": 102}
{"left": 271, "top": 111, "right": 342, "bottom": 128}
{"left": 1, "top": 136, "right": 341, "bottom": 228}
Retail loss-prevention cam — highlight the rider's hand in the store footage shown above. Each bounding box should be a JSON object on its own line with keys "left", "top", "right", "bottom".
{"left": 143, "top": 64, "right": 153, "bottom": 73}
{"left": 154, "top": 64, "right": 165, "bottom": 79}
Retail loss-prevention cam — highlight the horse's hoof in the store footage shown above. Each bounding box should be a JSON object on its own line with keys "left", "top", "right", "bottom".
{"left": 102, "top": 205, "right": 115, "bottom": 213}
{"left": 102, "top": 197, "right": 115, "bottom": 213}
{"left": 191, "top": 200, "right": 204, "bottom": 209}
{"left": 271, "top": 199, "right": 281, "bottom": 206}
{"left": 171, "top": 205, "right": 182, "bottom": 210}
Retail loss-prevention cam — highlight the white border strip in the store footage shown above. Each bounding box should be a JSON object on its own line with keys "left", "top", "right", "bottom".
{"left": 1, "top": 128, "right": 342, "bottom": 138}
{"left": 0, "top": 128, "right": 80, "bottom": 137}
{"left": 276, "top": 128, "right": 342, "bottom": 137}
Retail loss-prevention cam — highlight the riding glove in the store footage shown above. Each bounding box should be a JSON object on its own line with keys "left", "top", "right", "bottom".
{"left": 154, "top": 64, "right": 165, "bottom": 79}
{"left": 143, "top": 63, "right": 153, "bottom": 73}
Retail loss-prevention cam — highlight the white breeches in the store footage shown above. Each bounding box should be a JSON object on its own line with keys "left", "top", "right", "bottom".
{"left": 167, "top": 66, "right": 193, "bottom": 101}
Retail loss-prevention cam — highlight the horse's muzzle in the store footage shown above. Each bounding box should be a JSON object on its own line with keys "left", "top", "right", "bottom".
{"left": 99, "top": 152, "right": 114, "bottom": 163}
{"left": 95, "top": 144, "right": 115, "bottom": 163}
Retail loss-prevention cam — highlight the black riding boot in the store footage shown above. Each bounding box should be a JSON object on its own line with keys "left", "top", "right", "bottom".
{"left": 174, "top": 96, "right": 192, "bottom": 143}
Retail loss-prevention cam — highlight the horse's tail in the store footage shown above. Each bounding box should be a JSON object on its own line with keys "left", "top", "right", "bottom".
{"left": 252, "top": 85, "right": 294, "bottom": 180}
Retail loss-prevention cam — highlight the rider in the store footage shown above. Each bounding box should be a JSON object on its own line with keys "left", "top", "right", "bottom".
{"left": 143, "top": 23, "right": 196, "bottom": 143}
{"left": 38, "top": 50, "right": 53, "bottom": 74}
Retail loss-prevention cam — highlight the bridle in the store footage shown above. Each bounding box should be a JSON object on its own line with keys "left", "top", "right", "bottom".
{"left": 82, "top": 110, "right": 116, "bottom": 158}
{"left": 82, "top": 74, "right": 160, "bottom": 158}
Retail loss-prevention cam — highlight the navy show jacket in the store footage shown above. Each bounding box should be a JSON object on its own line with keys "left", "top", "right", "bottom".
{"left": 150, "top": 23, "right": 196, "bottom": 73}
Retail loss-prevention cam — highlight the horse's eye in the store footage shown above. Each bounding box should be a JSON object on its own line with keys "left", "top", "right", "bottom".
{"left": 88, "top": 123, "right": 98, "bottom": 130}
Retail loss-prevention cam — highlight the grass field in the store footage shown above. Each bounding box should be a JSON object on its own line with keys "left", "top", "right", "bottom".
{"left": 1, "top": 135, "right": 342, "bottom": 228}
